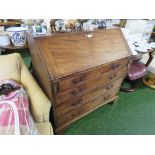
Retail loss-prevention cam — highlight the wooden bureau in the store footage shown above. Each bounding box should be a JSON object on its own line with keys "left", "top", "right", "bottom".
{"left": 27, "top": 29, "right": 131, "bottom": 134}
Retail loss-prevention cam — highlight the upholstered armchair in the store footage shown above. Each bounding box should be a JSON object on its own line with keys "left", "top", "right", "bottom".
{"left": 0, "top": 53, "right": 53, "bottom": 134}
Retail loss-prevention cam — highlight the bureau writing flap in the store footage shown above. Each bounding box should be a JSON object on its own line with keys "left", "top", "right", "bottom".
{"left": 35, "top": 29, "right": 131, "bottom": 79}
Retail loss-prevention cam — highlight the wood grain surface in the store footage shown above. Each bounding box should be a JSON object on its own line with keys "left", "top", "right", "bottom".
{"left": 27, "top": 29, "right": 131, "bottom": 134}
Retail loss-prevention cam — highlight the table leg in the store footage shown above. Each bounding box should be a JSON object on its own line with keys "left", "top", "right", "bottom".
{"left": 145, "top": 52, "right": 154, "bottom": 67}
{"left": 142, "top": 50, "right": 155, "bottom": 89}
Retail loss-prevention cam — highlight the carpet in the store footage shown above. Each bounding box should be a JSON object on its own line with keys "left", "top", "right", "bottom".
{"left": 22, "top": 53, "right": 155, "bottom": 135}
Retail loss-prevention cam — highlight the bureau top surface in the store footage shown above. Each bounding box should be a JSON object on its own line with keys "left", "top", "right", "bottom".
{"left": 35, "top": 29, "right": 131, "bottom": 79}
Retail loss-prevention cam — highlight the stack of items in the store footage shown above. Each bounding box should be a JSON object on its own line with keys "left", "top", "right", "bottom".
{"left": 50, "top": 19, "right": 120, "bottom": 33}
{"left": 121, "top": 28, "right": 155, "bottom": 55}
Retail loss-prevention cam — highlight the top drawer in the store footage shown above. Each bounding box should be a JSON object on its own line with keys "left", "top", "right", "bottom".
{"left": 56, "top": 58, "right": 129, "bottom": 92}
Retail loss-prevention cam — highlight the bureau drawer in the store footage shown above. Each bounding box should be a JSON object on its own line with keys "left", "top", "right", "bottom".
{"left": 55, "top": 66, "right": 127, "bottom": 104}
{"left": 58, "top": 58, "right": 129, "bottom": 91}
{"left": 57, "top": 89, "right": 119, "bottom": 127}
{"left": 56, "top": 77, "right": 124, "bottom": 117}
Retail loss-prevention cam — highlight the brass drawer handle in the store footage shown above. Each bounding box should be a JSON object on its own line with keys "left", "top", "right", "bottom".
{"left": 71, "top": 90, "right": 78, "bottom": 96}
{"left": 72, "top": 74, "right": 86, "bottom": 84}
{"left": 79, "top": 87, "right": 84, "bottom": 92}
{"left": 71, "top": 110, "right": 81, "bottom": 117}
{"left": 72, "top": 99, "right": 83, "bottom": 106}
{"left": 105, "top": 84, "right": 113, "bottom": 90}
{"left": 79, "top": 74, "right": 86, "bottom": 82}
{"left": 72, "top": 79, "right": 79, "bottom": 84}
{"left": 104, "top": 97, "right": 107, "bottom": 100}
{"left": 71, "top": 87, "right": 84, "bottom": 96}
{"left": 111, "top": 64, "right": 120, "bottom": 70}
{"left": 109, "top": 73, "right": 117, "bottom": 80}
{"left": 104, "top": 95, "right": 110, "bottom": 100}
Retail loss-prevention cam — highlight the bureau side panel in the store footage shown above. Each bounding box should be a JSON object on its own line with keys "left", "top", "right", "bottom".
{"left": 26, "top": 32, "right": 53, "bottom": 100}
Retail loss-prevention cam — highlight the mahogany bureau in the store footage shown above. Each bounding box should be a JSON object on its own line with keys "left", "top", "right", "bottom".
{"left": 27, "top": 29, "right": 131, "bottom": 134}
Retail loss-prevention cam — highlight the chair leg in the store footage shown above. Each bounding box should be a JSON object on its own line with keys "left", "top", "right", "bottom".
{"left": 120, "top": 79, "right": 137, "bottom": 92}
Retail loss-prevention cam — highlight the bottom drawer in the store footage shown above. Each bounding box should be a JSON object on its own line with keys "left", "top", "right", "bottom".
{"left": 57, "top": 88, "right": 119, "bottom": 127}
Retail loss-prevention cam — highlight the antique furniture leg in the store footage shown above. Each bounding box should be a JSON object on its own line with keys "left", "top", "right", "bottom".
{"left": 145, "top": 52, "right": 154, "bottom": 67}
{"left": 109, "top": 96, "right": 119, "bottom": 105}
{"left": 121, "top": 79, "right": 137, "bottom": 92}
{"left": 113, "top": 96, "right": 118, "bottom": 104}
{"left": 142, "top": 51, "right": 155, "bottom": 89}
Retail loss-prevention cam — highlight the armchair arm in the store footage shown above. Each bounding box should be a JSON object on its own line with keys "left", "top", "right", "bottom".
{"left": 17, "top": 54, "right": 51, "bottom": 123}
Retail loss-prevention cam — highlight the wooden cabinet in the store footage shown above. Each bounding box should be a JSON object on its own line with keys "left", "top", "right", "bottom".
{"left": 27, "top": 29, "right": 131, "bottom": 134}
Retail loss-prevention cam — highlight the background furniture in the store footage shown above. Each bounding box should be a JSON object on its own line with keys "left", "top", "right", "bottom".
{"left": 0, "top": 20, "right": 29, "bottom": 61}
{"left": 0, "top": 43, "right": 29, "bottom": 50}
{"left": 142, "top": 72, "right": 155, "bottom": 89}
{"left": 140, "top": 51, "right": 155, "bottom": 89}
{"left": 27, "top": 29, "right": 131, "bottom": 134}
{"left": 140, "top": 47, "right": 155, "bottom": 74}
{"left": 0, "top": 53, "right": 53, "bottom": 134}
{"left": 125, "top": 20, "right": 147, "bottom": 40}
{"left": 121, "top": 58, "right": 147, "bottom": 92}
{"left": 0, "top": 19, "right": 22, "bottom": 28}
{"left": 120, "top": 20, "right": 155, "bottom": 91}
{"left": 121, "top": 49, "right": 155, "bottom": 92}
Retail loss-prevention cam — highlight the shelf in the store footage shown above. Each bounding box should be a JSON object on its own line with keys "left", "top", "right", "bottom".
{"left": 0, "top": 21, "right": 22, "bottom": 27}
{"left": 0, "top": 43, "right": 29, "bottom": 50}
